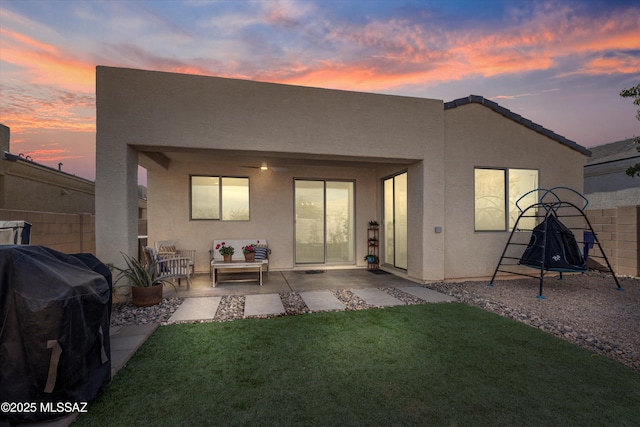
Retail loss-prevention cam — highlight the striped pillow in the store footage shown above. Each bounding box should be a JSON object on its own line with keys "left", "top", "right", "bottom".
{"left": 254, "top": 247, "right": 268, "bottom": 260}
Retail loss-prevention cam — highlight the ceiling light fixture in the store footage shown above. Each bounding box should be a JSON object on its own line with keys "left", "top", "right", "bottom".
{"left": 260, "top": 161, "right": 268, "bottom": 171}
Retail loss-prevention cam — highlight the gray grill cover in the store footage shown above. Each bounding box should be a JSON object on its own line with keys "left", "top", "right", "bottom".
{"left": 0, "top": 245, "right": 111, "bottom": 423}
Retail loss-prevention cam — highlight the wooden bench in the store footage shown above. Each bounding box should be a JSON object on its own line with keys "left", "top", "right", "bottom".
{"left": 211, "top": 259, "right": 264, "bottom": 287}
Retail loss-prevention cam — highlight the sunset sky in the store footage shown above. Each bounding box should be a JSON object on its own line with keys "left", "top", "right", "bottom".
{"left": 1, "top": 0, "right": 639, "bottom": 182}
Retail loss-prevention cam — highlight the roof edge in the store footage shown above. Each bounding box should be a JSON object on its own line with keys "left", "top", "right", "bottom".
{"left": 2, "top": 151, "right": 95, "bottom": 184}
{"left": 444, "top": 95, "right": 591, "bottom": 157}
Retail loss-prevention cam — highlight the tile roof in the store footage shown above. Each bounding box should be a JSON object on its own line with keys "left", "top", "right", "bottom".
{"left": 444, "top": 95, "right": 591, "bottom": 156}
{"left": 585, "top": 138, "right": 640, "bottom": 166}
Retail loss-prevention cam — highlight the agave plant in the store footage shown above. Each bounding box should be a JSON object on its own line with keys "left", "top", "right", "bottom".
{"left": 112, "top": 252, "right": 175, "bottom": 289}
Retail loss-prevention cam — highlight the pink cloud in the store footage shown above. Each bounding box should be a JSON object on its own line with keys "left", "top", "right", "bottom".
{"left": 271, "top": 5, "right": 640, "bottom": 91}
{"left": 0, "top": 28, "right": 95, "bottom": 92}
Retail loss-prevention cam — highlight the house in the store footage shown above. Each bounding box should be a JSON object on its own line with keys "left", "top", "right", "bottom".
{"left": 1, "top": 124, "right": 95, "bottom": 214}
{"left": 584, "top": 138, "right": 640, "bottom": 209}
{"left": 1, "top": 123, "right": 149, "bottom": 255}
{"left": 96, "top": 66, "right": 589, "bottom": 282}
{"left": 1, "top": 124, "right": 96, "bottom": 253}
{"left": 583, "top": 138, "right": 640, "bottom": 277}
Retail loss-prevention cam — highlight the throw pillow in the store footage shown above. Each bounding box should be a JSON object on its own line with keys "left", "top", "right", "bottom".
{"left": 254, "top": 247, "right": 268, "bottom": 260}
{"left": 159, "top": 245, "right": 177, "bottom": 255}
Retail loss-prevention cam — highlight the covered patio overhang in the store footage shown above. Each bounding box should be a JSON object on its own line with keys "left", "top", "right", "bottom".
{"left": 136, "top": 144, "right": 424, "bottom": 278}
{"left": 137, "top": 145, "right": 420, "bottom": 173}
{"left": 96, "top": 66, "right": 447, "bottom": 283}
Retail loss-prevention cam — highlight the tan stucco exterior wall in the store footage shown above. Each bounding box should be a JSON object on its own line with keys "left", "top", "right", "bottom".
{"left": 147, "top": 158, "right": 381, "bottom": 273}
{"left": 1, "top": 163, "right": 94, "bottom": 213}
{"left": 96, "top": 67, "right": 444, "bottom": 275}
{"left": 443, "top": 103, "right": 587, "bottom": 279}
{"left": 96, "top": 66, "right": 587, "bottom": 281}
{"left": 1, "top": 124, "right": 95, "bottom": 214}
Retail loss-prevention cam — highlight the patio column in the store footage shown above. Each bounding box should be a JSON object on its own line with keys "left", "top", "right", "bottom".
{"left": 95, "top": 141, "right": 138, "bottom": 268}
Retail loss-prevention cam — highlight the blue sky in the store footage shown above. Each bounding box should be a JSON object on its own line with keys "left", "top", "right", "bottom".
{"left": 1, "top": 0, "right": 639, "bottom": 181}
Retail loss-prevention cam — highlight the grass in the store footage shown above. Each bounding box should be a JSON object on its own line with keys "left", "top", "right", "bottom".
{"left": 76, "top": 304, "right": 640, "bottom": 426}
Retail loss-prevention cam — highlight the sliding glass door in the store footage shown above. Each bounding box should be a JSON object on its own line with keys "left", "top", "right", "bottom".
{"left": 383, "top": 172, "right": 407, "bottom": 270}
{"left": 295, "top": 180, "right": 354, "bottom": 264}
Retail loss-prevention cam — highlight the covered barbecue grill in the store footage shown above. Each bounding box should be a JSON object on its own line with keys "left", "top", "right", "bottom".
{"left": 0, "top": 245, "right": 112, "bottom": 423}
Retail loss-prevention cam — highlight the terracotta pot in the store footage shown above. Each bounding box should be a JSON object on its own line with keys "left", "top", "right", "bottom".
{"left": 131, "top": 284, "right": 163, "bottom": 307}
{"left": 223, "top": 254, "right": 233, "bottom": 263}
{"left": 244, "top": 252, "right": 255, "bottom": 262}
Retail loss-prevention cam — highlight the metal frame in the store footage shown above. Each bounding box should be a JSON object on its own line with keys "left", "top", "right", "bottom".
{"left": 488, "top": 187, "right": 622, "bottom": 298}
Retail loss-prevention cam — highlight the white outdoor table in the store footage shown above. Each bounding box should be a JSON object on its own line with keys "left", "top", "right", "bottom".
{"left": 211, "top": 260, "right": 263, "bottom": 287}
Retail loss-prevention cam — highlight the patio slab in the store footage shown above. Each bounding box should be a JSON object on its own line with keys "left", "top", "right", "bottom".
{"left": 398, "top": 286, "right": 457, "bottom": 303}
{"left": 300, "top": 291, "right": 345, "bottom": 311}
{"left": 351, "top": 288, "right": 405, "bottom": 307}
{"left": 168, "top": 297, "right": 221, "bottom": 323}
{"left": 244, "top": 293, "right": 285, "bottom": 317}
{"left": 169, "top": 271, "right": 291, "bottom": 298}
{"left": 283, "top": 269, "right": 412, "bottom": 292}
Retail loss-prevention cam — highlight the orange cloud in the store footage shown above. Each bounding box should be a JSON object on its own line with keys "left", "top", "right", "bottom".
{"left": 565, "top": 54, "right": 640, "bottom": 77}
{"left": 0, "top": 28, "right": 95, "bottom": 92}
{"left": 1, "top": 84, "right": 95, "bottom": 134}
{"left": 271, "top": 4, "right": 640, "bottom": 92}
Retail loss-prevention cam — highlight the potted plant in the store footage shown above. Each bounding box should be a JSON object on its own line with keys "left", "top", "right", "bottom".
{"left": 112, "top": 253, "right": 175, "bottom": 307}
{"left": 216, "top": 242, "right": 235, "bottom": 262}
{"left": 242, "top": 242, "right": 258, "bottom": 262}
{"left": 364, "top": 254, "right": 379, "bottom": 264}
{"left": 368, "top": 220, "right": 379, "bottom": 228}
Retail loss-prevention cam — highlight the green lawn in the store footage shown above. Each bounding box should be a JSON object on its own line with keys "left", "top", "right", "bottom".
{"left": 76, "top": 304, "right": 640, "bottom": 426}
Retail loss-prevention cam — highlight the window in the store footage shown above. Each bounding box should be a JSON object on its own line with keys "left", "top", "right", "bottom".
{"left": 190, "top": 176, "right": 249, "bottom": 220}
{"left": 474, "top": 168, "right": 538, "bottom": 231}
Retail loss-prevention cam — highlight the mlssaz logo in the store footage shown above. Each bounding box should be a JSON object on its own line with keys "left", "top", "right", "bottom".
{"left": 552, "top": 255, "right": 561, "bottom": 262}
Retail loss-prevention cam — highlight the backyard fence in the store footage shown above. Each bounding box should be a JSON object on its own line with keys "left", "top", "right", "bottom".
{"left": 585, "top": 205, "right": 640, "bottom": 277}
{"left": 0, "top": 209, "right": 95, "bottom": 255}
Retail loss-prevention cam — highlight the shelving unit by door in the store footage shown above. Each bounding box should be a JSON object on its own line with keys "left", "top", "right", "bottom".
{"left": 366, "top": 221, "right": 379, "bottom": 270}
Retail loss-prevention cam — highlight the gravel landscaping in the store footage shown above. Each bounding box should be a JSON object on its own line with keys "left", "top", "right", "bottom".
{"left": 111, "top": 272, "right": 639, "bottom": 371}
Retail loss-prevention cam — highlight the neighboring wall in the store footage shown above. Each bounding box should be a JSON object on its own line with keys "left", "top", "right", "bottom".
{"left": 585, "top": 206, "right": 640, "bottom": 277}
{"left": 0, "top": 124, "right": 95, "bottom": 214}
{"left": 584, "top": 138, "right": 640, "bottom": 210}
{"left": 0, "top": 209, "right": 96, "bottom": 255}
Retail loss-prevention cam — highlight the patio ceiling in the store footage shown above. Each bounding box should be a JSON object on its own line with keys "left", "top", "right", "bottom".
{"left": 136, "top": 145, "right": 420, "bottom": 171}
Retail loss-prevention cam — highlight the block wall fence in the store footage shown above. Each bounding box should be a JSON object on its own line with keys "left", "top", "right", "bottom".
{"left": 1, "top": 207, "right": 637, "bottom": 277}
{"left": 0, "top": 209, "right": 95, "bottom": 255}
{"left": 585, "top": 205, "right": 640, "bottom": 277}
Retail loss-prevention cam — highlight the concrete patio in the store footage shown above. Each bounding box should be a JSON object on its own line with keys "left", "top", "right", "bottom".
{"left": 164, "top": 268, "right": 433, "bottom": 298}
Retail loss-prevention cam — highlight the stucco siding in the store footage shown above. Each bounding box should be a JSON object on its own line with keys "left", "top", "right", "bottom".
{"left": 96, "top": 66, "right": 587, "bottom": 281}
{"left": 443, "top": 103, "right": 587, "bottom": 279}
{"left": 96, "top": 67, "right": 440, "bottom": 161}
{"left": 1, "top": 168, "right": 94, "bottom": 214}
{"left": 147, "top": 156, "right": 382, "bottom": 273}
